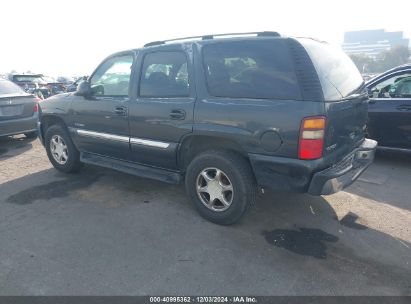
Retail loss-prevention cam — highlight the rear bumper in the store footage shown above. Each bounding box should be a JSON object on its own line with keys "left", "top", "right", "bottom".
{"left": 0, "top": 114, "right": 38, "bottom": 137}
{"left": 307, "top": 138, "right": 377, "bottom": 195}
{"left": 249, "top": 138, "right": 377, "bottom": 195}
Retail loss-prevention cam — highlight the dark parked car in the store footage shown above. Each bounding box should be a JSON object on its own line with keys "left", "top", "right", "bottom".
{"left": 57, "top": 76, "right": 75, "bottom": 85}
{"left": 42, "top": 76, "right": 67, "bottom": 96}
{"left": 366, "top": 64, "right": 411, "bottom": 152}
{"left": 66, "top": 76, "right": 87, "bottom": 92}
{"left": 10, "top": 74, "right": 50, "bottom": 99}
{"left": 0, "top": 78, "right": 40, "bottom": 138}
{"left": 37, "top": 32, "right": 377, "bottom": 224}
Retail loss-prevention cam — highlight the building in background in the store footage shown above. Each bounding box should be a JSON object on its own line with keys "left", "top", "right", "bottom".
{"left": 342, "top": 29, "right": 409, "bottom": 58}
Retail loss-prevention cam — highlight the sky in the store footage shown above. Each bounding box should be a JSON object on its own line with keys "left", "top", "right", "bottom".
{"left": 1, "top": 0, "right": 410, "bottom": 77}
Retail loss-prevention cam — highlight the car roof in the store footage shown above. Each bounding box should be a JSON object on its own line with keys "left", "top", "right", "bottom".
{"left": 108, "top": 32, "right": 285, "bottom": 57}
{"left": 143, "top": 31, "right": 281, "bottom": 47}
{"left": 380, "top": 64, "right": 411, "bottom": 75}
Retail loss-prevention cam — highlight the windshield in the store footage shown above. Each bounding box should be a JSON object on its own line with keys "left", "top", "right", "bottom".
{"left": 298, "top": 38, "right": 364, "bottom": 100}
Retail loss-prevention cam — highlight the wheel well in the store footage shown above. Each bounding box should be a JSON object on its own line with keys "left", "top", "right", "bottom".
{"left": 178, "top": 135, "right": 249, "bottom": 171}
{"left": 40, "top": 115, "right": 67, "bottom": 138}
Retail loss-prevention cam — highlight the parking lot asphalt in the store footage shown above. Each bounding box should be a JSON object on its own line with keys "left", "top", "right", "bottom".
{"left": 0, "top": 135, "right": 410, "bottom": 295}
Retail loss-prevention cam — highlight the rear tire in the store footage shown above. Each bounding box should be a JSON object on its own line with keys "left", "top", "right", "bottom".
{"left": 45, "top": 125, "right": 83, "bottom": 173}
{"left": 185, "top": 150, "right": 256, "bottom": 225}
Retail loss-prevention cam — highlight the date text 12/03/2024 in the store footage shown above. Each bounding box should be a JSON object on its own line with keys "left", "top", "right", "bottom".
{"left": 149, "top": 297, "right": 257, "bottom": 303}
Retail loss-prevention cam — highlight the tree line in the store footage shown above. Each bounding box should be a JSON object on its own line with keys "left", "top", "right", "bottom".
{"left": 349, "top": 45, "right": 410, "bottom": 74}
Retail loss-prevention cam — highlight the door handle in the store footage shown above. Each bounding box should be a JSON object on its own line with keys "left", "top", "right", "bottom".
{"left": 396, "top": 105, "right": 411, "bottom": 111}
{"left": 170, "top": 109, "right": 186, "bottom": 120}
{"left": 114, "top": 106, "right": 127, "bottom": 116}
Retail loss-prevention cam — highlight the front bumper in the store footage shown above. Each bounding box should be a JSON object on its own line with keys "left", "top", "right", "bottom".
{"left": 308, "top": 138, "right": 377, "bottom": 195}
{"left": 37, "top": 121, "right": 44, "bottom": 145}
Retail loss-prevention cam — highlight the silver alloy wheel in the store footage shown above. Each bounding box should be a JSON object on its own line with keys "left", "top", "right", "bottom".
{"left": 50, "top": 135, "right": 69, "bottom": 165}
{"left": 196, "top": 167, "right": 234, "bottom": 212}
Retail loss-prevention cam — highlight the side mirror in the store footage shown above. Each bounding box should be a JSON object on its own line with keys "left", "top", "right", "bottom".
{"left": 75, "top": 81, "right": 91, "bottom": 97}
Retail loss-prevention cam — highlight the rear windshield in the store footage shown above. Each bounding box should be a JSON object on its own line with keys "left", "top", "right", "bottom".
{"left": 0, "top": 80, "right": 25, "bottom": 95}
{"left": 202, "top": 40, "right": 301, "bottom": 100}
{"left": 298, "top": 38, "right": 364, "bottom": 100}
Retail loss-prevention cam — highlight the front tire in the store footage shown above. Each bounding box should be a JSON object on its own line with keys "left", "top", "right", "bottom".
{"left": 185, "top": 150, "right": 256, "bottom": 225}
{"left": 45, "top": 125, "right": 83, "bottom": 173}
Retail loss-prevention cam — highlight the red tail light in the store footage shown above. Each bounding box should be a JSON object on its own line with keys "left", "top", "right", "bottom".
{"left": 298, "top": 116, "right": 326, "bottom": 160}
{"left": 33, "top": 97, "right": 41, "bottom": 113}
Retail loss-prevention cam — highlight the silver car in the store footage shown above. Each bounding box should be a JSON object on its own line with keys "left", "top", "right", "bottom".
{"left": 0, "top": 79, "right": 39, "bottom": 138}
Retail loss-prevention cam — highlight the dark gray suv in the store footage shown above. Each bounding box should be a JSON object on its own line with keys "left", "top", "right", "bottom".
{"left": 38, "top": 32, "right": 377, "bottom": 225}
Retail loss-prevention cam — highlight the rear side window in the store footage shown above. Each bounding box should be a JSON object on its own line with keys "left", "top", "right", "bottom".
{"left": 139, "top": 51, "right": 190, "bottom": 97}
{"left": 202, "top": 40, "right": 301, "bottom": 100}
{"left": 298, "top": 38, "right": 364, "bottom": 100}
{"left": 0, "top": 80, "right": 25, "bottom": 94}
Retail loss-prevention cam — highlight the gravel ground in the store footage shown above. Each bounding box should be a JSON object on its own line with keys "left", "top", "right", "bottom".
{"left": 0, "top": 135, "right": 410, "bottom": 295}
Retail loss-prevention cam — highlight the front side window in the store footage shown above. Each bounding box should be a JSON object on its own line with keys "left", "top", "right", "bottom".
{"left": 90, "top": 55, "right": 133, "bottom": 96}
{"left": 139, "top": 51, "right": 189, "bottom": 97}
{"left": 369, "top": 73, "right": 411, "bottom": 98}
{"left": 202, "top": 40, "right": 300, "bottom": 100}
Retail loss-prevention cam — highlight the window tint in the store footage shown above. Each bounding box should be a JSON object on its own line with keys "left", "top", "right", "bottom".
{"left": 369, "top": 73, "right": 411, "bottom": 98}
{"left": 90, "top": 55, "right": 133, "bottom": 96}
{"left": 202, "top": 40, "right": 300, "bottom": 100}
{"left": 396, "top": 78, "right": 411, "bottom": 97}
{"left": 139, "top": 51, "right": 189, "bottom": 97}
{"left": 0, "top": 80, "right": 25, "bottom": 94}
{"left": 299, "top": 38, "right": 364, "bottom": 100}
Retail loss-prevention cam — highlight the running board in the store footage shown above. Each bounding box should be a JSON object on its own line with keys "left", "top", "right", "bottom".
{"left": 377, "top": 146, "right": 411, "bottom": 154}
{"left": 80, "top": 152, "right": 182, "bottom": 184}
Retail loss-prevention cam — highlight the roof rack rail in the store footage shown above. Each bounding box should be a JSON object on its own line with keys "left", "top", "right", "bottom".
{"left": 143, "top": 31, "right": 280, "bottom": 47}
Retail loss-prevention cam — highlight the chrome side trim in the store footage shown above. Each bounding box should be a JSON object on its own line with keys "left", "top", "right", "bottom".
{"left": 76, "top": 129, "right": 129, "bottom": 143}
{"left": 130, "top": 137, "right": 170, "bottom": 149}
{"left": 75, "top": 128, "right": 171, "bottom": 149}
